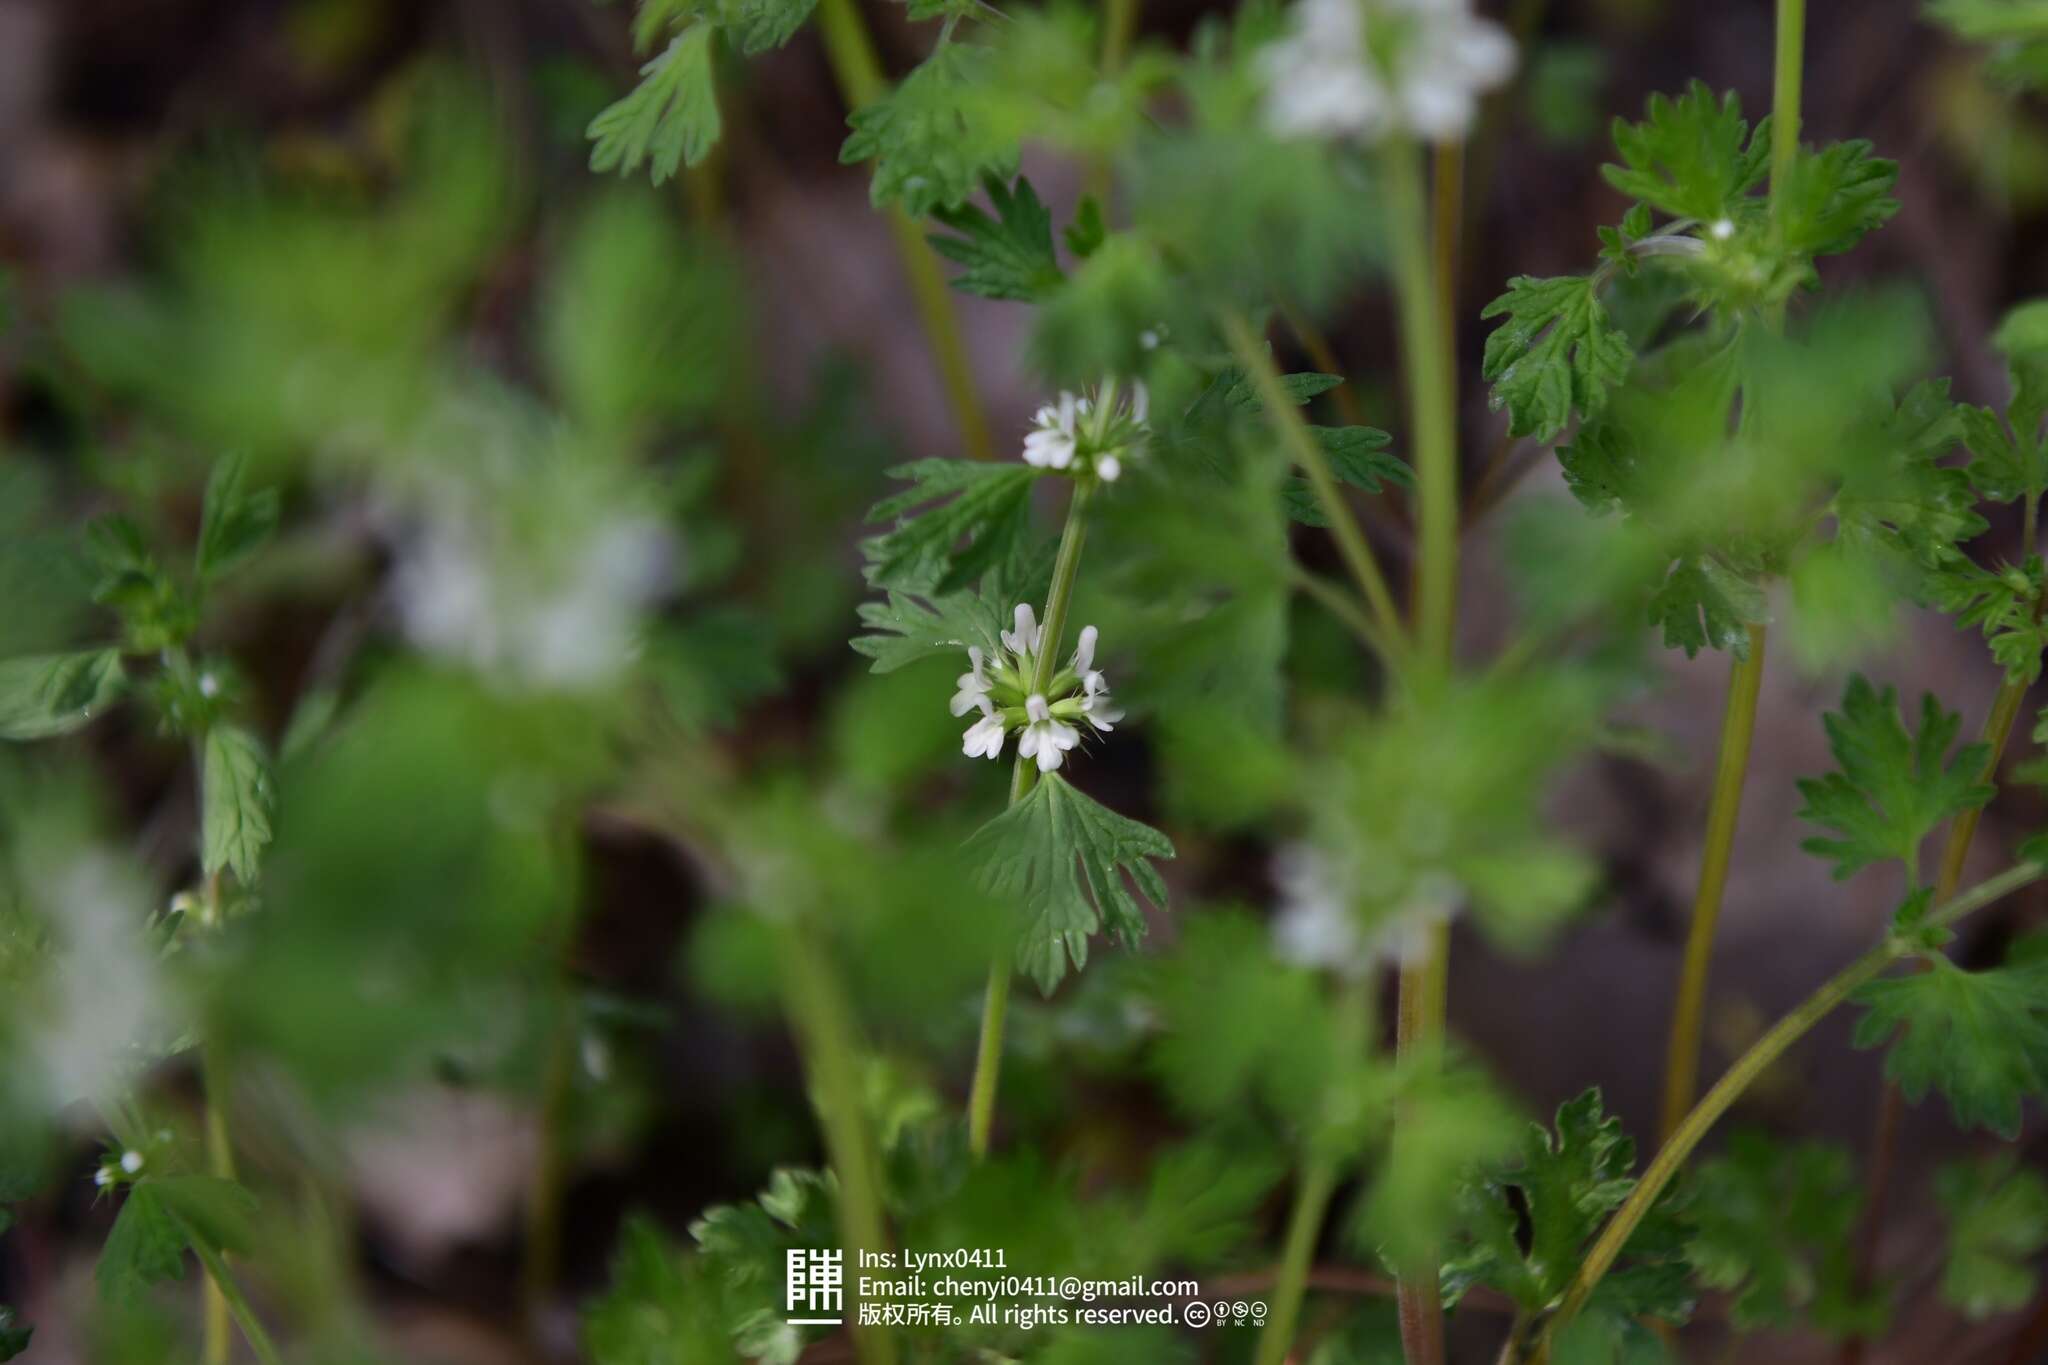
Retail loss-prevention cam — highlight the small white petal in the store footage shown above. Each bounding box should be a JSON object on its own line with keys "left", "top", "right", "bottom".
{"left": 1073, "top": 625, "right": 1098, "bottom": 676}
{"left": 1097, "top": 455, "right": 1121, "bottom": 482}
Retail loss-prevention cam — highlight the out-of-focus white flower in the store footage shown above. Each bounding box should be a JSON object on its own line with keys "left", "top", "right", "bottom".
{"left": 388, "top": 492, "right": 675, "bottom": 693}
{"left": 1270, "top": 843, "right": 1459, "bottom": 975}
{"left": 1023, "top": 393, "right": 1085, "bottom": 471}
{"left": 1261, "top": 0, "right": 1516, "bottom": 144}
{"left": 1020, "top": 381, "right": 1149, "bottom": 483}
{"left": 17, "top": 850, "right": 173, "bottom": 1116}
{"left": 951, "top": 617, "right": 1128, "bottom": 769}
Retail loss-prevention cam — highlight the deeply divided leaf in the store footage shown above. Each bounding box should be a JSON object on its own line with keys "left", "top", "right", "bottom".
{"left": 1481, "top": 275, "right": 1634, "bottom": 442}
{"left": 588, "top": 24, "right": 723, "bottom": 186}
{"left": 861, "top": 459, "right": 1043, "bottom": 594}
{"left": 0, "top": 650, "right": 126, "bottom": 741}
{"left": 1852, "top": 936, "right": 2048, "bottom": 1138}
{"left": 1795, "top": 676, "right": 1992, "bottom": 881}
{"left": 203, "top": 723, "right": 276, "bottom": 884}
{"left": 928, "top": 175, "right": 1066, "bottom": 303}
{"left": 966, "top": 772, "right": 1173, "bottom": 994}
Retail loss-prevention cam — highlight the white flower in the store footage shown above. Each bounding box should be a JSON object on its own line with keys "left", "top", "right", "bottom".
{"left": 120, "top": 1150, "right": 144, "bottom": 1174}
{"left": 1271, "top": 844, "right": 1368, "bottom": 976}
{"left": 1017, "top": 693, "right": 1082, "bottom": 773}
{"left": 949, "top": 616, "right": 1130, "bottom": 768}
{"left": 950, "top": 646, "right": 993, "bottom": 717}
{"left": 1261, "top": 0, "right": 1516, "bottom": 144}
{"left": 1023, "top": 393, "right": 1083, "bottom": 470}
{"left": 1020, "top": 382, "right": 1149, "bottom": 482}
{"left": 1001, "top": 604, "right": 1042, "bottom": 658}
{"left": 1709, "top": 217, "right": 1736, "bottom": 240}
{"left": 1081, "top": 671, "right": 1125, "bottom": 733}
{"left": 962, "top": 700, "right": 1008, "bottom": 760}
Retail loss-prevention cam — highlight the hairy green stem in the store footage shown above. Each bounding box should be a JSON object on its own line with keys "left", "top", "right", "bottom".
{"left": 967, "top": 479, "right": 1096, "bottom": 1157}
{"left": 815, "top": 0, "right": 994, "bottom": 462}
{"left": 1533, "top": 862, "right": 2048, "bottom": 1360}
{"left": 1218, "top": 310, "right": 1410, "bottom": 664}
{"left": 1658, "top": 622, "right": 1769, "bottom": 1140}
{"left": 1291, "top": 566, "right": 1394, "bottom": 660}
{"left": 780, "top": 925, "right": 899, "bottom": 1365}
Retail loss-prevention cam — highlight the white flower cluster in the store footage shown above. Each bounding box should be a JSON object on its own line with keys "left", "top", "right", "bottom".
{"left": 1261, "top": 0, "right": 1515, "bottom": 144}
{"left": 1022, "top": 382, "right": 1150, "bottom": 483}
{"left": 953, "top": 607, "right": 1125, "bottom": 772}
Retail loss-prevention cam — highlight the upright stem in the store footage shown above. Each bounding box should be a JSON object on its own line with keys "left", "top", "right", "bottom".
{"left": 1838, "top": 672, "right": 2030, "bottom": 1365}
{"left": 1770, "top": 0, "right": 1806, "bottom": 231}
{"left": 1383, "top": 139, "right": 1460, "bottom": 671}
{"left": 1256, "top": 1159, "right": 1339, "bottom": 1365}
{"left": 1531, "top": 863, "right": 2048, "bottom": 1362}
{"left": 1085, "top": 0, "right": 1142, "bottom": 204}
{"left": 1218, "top": 310, "right": 1410, "bottom": 664}
{"left": 814, "top": 0, "right": 995, "bottom": 462}
{"left": 966, "top": 480, "right": 1095, "bottom": 1157}
{"left": 187, "top": 1238, "right": 285, "bottom": 1365}
{"left": 201, "top": 1038, "right": 236, "bottom": 1365}
{"left": 780, "top": 925, "right": 898, "bottom": 1365}
{"left": 1255, "top": 979, "right": 1372, "bottom": 1365}
{"left": 1658, "top": 622, "right": 1769, "bottom": 1140}
{"left": 1383, "top": 132, "right": 1461, "bottom": 1365}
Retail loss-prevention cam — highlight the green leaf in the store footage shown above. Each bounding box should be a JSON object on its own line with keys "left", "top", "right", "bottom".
{"left": 1480, "top": 275, "right": 1634, "bottom": 442}
{"left": 203, "top": 724, "right": 275, "bottom": 884}
{"left": 1684, "top": 1134, "right": 1879, "bottom": 1335}
{"left": 1143, "top": 911, "right": 1336, "bottom": 1122}
{"left": 1645, "top": 555, "right": 1765, "bottom": 659}
{"left": 96, "top": 1175, "right": 258, "bottom": 1307}
{"left": 1852, "top": 937, "right": 2048, "bottom": 1138}
{"left": 0, "top": 650, "right": 126, "bottom": 740}
{"left": 1795, "top": 676, "right": 1992, "bottom": 881}
{"left": 721, "top": 0, "right": 819, "bottom": 54}
{"left": 0, "top": 1306, "right": 27, "bottom": 1362}
{"left": 927, "top": 175, "right": 1065, "bottom": 303}
{"left": 98, "top": 1184, "right": 189, "bottom": 1302}
{"left": 1282, "top": 427, "right": 1411, "bottom": 525}
{"left": 1960, "top": 403, "right": 2046, "bottom": 503}
{"left": 1444, "top": 1090, "right": 1689, "bottom": 1321}
{"left": 1995, "top": 298, "right": 2048, "bottom": 440}
{"left": 966, "top": 772, "right": 1173, "bottom": 994}
{"left": 861, "top": 459, "right": 1043, "bottom": 594}
{"left": 1222, "top": 369, "right": 1344, "bottom": 412}
{"left": 587, "top": 23, "right": 722, "bottom": 186}
{"left": 1938, "top": 1152, "right": 2048, "bottom": 1319}
{"left": 1772, "top": 139, "right": 1900, "bottom": 261}
{"left": 1930, "top": 556, "right": 2048, "bottom": 683}
{"left": 195, "top": 454, "right": 280, "bottom": 582}
{"left": 840, "top": 45, "right": 1018, "bottom": 217}
{"left": 584, "top": 1215, "right": 738, "bottom": 1365}
{"left": 1064, "top": 195, "right": 1107, "bottom": 259}
{"left": 1601, "top": 81, "right": 1769, "bottom": 223}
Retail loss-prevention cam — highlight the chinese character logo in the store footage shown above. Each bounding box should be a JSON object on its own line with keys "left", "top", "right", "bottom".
{"left": 786, "top": 1248, "right": 845, "bottom": 1324}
